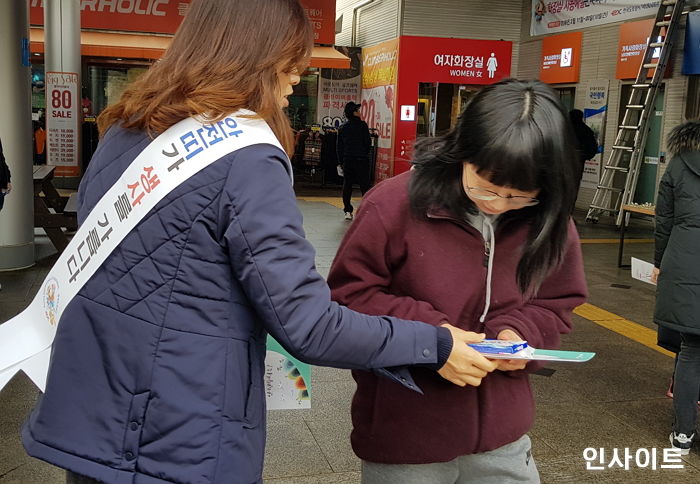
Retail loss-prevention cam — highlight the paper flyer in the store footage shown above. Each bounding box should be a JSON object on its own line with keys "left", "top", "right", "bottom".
{"left": 631, "top": 257, "right": 657, "bottom": 286}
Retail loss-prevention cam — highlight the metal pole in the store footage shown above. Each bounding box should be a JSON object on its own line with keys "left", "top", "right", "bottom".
{"left": 0, "top": 0, "right": 35, "bottom": 270}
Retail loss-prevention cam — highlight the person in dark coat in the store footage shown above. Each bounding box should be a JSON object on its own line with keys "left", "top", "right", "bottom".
{"left": 653, "top": 119, "right": 700, "bottom": 455}
{"left": 0, "top": 137, "right": 11, "bottom": 212}
{"left": 569, "top": 109, "right": 598, "bottom": 189}
{"left": 19, "top": 2, "right": 497, "bottom": 483}
{"left": 337, "top": 101, "right": 371, "bottom": 220}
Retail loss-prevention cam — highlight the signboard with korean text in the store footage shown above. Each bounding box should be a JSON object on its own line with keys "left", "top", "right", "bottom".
{"left": 361, "top": 38, "right": 400, "bottom": 183}
{"left": 530, "top": 0, "right": 660, "bottom": 36}
{"left": 391, "top": 36, "right": 512, "bottom": 176}
{"left": 30, "top": 0, "right": 334, "bottom": 40}
{"left": 617, "top": 19, "right": 664, "bottom": 79}
{"left": 301, "top": 0, "right": 336, "bottom": 45}
{"left": 46, "top": 72, "right": 80, "bottom": 177}
{"left": 540, "top": 32, "right": 582, "bottom": 84}
{"left": 317, "top": 47, "right": 362, "bottom": 127}
{"left": 580, "top": 80, "right": 608, "bottom": 190}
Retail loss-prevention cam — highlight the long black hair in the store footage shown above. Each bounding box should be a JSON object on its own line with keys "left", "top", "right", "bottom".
{"left": 409, "top": 79, "right": 578, "bottom": 296}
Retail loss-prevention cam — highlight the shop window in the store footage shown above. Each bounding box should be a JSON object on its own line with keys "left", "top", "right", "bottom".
{"left": 87, "top": 64, "right": 148, "bottom": 116}
{"left": 555, "top": 87, "right": 575, "bottom": 112}
{"left": 288, "top": 71, "right": 319, "bottom": 131}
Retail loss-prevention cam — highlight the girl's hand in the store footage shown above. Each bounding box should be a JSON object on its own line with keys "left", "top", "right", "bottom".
{"left": 494, "top": 329, "right": 528, "bottom": 372}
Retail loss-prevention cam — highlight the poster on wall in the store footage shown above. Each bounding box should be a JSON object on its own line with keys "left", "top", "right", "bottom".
{"left": 46, "top": 71, "right": 80, "bottom": 177}
{"left": 580, "top": 80, "right": 609, "bottom": 190}
{"left": 317, "top": 47, "right": 362, "bottom": 128}
{"left": 530, "top": 0, "right": 660, "bottom": 36}
{"left": 361, "top": 39, "right": 399, "bottom": 182}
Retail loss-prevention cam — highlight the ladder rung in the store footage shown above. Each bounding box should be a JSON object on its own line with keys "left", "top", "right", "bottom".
{"left": 590, "top": 204, "right": 617, "bottom": 212}
{"left": 597, "top": 185, "right": 623, "bottom": 193}
{"left": 632, "top": 83, "right": 651, "bottom": 88}
{"left": 627, "top": 105, "right": 644, "bottom": 109}
{"left": 612, "top": 145, "right": 634, "bottom": 151}
{"left": 619, "top": 125, "right": 640, "bottom": 130}
{"left": 656, "top": 21, "right": 671, "bottom": 27}
{"left": 643, "top": 63, "right": 659, "bottom": 69}
{"left": 661, "top": 0, "right": 677, "bottom": 5}
{"left": 605, "top": 166, "right": 629, "bottom": 172}
{"left": 649, "top": 42, "right": 665, "bottom": 48}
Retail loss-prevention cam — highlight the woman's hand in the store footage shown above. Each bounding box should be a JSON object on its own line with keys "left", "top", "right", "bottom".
{"left": 494, "top": 329, "right": 528, "bottom": 372}
{"left": 437, "top": 324, "right": 497, "bottom": 387}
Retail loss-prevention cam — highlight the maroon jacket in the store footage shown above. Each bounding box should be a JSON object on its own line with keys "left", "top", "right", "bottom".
{"left": 328, "top": 171, "right": 587, "bottom": 464}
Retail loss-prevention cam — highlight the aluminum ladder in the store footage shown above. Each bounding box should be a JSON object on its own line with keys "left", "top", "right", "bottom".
{"left": 586, "top": 0, "right": 686, "bottom": 225}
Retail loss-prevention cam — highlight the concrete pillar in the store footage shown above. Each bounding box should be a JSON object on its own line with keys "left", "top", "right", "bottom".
{"left": 0, "top": 0, "right": 35, "bottom": 270}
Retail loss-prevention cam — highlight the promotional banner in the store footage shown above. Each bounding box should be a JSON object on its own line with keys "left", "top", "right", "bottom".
{"left": 317, "top": 47, "right": 362, "bottom": 127}
{"left": 530, "top": 1, "right": 660, "bottom": 36}
{"left": 580, "top": 80, "right": 609, "bottom": 190}
{"left": 46, "top": 71, "right": 80, "bottom": 177}
{"left": 540, "top": 32, "right": 582, "bottom": 84}
{"left": 361, "top": 39, "right": 399, "bottom": 182}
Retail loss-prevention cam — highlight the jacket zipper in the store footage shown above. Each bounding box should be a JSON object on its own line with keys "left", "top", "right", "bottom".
{"left": 426, "top": 210, "right": 491, "bottom": 328}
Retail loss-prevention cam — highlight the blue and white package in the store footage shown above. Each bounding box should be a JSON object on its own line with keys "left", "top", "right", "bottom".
{"left": 468, "top": 339, "right": 528, "bottom": 354}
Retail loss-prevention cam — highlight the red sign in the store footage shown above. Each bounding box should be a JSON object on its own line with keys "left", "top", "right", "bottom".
{"left": 616, "top": 19, "right": 665, "bottom": 80}
{"left": 30, "top": 0, "right": 188, "bottom": 34}
{"left": 392, "top": 36, "right": 512, "bottom": 175}
{"left": 29, "top": 0, "right": 335, "bottom": 41}
{"left": 301, "top": 0, "right": 335, "bottom": 45}
{"left": 539, "top": 31, "right": 582, "bottom": 84}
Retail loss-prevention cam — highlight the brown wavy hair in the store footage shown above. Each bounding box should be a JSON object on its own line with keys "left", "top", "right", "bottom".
{"left": 97, "top": 0, "right": 312, "bottom": 154}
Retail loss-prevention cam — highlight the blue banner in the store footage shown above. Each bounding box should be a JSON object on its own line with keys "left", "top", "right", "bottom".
{"left": 683, "top": 11, "right": 700, "bottom": 75}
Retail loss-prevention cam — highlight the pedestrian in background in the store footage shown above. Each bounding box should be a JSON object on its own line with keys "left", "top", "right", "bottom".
{"left": 569, "top": 108, "right": 598, "bottom": 190}
{"left": 653, "top": 119, "right": 700, "bottom": 455}
{"left": 329, "top": 79, "right": 587, "bottom": 483}
{"left": 20, "top": 1, "right": 496, "bottom": 483}
{"left": 337, "top": 101, "right": 372, "bottom": 220}
{"left": 0, "top": 137, "right": 11, "bottom": 212}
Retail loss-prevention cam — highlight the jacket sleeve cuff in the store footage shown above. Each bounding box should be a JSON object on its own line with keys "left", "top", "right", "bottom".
{"left": 421, "top": 326, "right": 453, "bottom": 371}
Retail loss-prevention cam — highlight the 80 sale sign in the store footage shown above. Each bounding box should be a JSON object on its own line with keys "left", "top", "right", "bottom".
{"left": 46, "top": 71, "right": 80, "bottom": 176}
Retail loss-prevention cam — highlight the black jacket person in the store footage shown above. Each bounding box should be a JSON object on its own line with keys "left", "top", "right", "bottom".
{"left": 337, "top": 102, "right": 371, "bottom": 218}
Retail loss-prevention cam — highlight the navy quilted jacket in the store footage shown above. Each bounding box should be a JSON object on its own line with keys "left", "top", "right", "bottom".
{"left": 21, "top": 125, "right": 443, "bottom": 484}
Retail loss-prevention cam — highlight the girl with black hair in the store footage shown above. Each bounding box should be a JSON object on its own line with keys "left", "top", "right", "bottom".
{"left": 328, "top": 79, "right": 588, "bottom": 483}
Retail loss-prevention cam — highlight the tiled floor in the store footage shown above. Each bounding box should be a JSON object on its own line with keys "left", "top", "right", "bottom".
{"left": 0, "top": 188, "right": 694, "bottom": 483}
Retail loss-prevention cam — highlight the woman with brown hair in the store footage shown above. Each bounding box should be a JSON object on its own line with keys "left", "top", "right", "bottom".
{"left": 20, "top": 1, "right": 494, "bottom": 483}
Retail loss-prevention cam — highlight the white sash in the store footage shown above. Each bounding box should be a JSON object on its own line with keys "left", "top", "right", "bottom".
{"left": 0, "top": 111, "right": 287, "bottom": 392}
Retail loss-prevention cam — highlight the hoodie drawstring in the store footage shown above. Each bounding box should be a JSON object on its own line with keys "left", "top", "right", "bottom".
{"left": 479, "top": 216, "right": 495, "bottom": 323}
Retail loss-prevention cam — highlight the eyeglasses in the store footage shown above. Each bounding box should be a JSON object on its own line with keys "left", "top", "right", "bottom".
{"left": 464, "top": 186, "right": 540, "bottom": 207}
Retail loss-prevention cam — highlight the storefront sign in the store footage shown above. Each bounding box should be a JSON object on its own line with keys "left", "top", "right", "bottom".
{"left": 530, "top": 0, "right": 660, "bottom": 36}
{"left": 46, "top": 71, "right": 80, "bottom": 177}
{"left": 301, "top": 0, "right": 336, "bottom": 45}
{"left": 683, "top": 11, "right": 700, "bottom": 75}
{"left": 580, "top": 80, "right": 609, "bottom": 190}
{"left": 616, "top": 19, "right": 661, "bottom": 79}
{"left": 401, "top": 36, "right": 511, "bottom": 85}
{"left": 361, "top": 39, "right": 399, "bottom": 182}
{"left": 391, "top": 36, "right": 512, "bottom": 176}
{"left": 30, "top": 0, "right": 334, "bottom": 39}
{"left": 317, "top": 47, "right": 362, "bottom": 127}
{"left": 540, "top": 32, "right": 582, "bottom": 84}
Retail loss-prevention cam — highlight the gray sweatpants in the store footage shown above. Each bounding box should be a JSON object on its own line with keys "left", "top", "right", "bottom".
{"left": 361, "top": 434, "right": 540, "bottom": 484}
